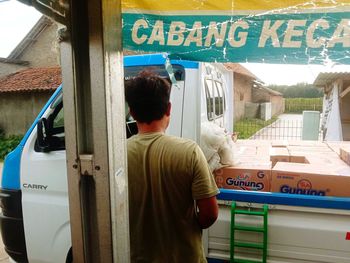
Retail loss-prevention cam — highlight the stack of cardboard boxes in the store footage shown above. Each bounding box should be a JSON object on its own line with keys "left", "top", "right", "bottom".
{"left": 340, "top": 146, "right": 350, "bottom": 166}
{"left": 213, "top": 140, "right": 350, "bottom": 197}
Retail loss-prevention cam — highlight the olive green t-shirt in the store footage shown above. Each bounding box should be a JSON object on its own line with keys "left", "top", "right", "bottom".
{"left": 127, "top": 132, "right": 219, "bottom": 263}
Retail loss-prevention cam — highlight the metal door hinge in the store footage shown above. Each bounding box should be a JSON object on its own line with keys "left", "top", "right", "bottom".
{"left": 80, "top": 154, "right": 94, "bottom": 176}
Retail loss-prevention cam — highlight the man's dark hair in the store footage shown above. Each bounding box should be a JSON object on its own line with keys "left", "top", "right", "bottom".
{"left": 125, "top": 71, "right": 171, "bottom": 124}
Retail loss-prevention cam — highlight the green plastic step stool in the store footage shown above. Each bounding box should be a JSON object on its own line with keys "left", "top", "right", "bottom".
{"left": 230, "top": 202, "right": 268, "bottom": 263}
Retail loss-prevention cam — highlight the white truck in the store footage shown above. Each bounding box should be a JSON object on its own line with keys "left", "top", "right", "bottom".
{"left": 1, "top": 53, "right": 350, "bottom": 263}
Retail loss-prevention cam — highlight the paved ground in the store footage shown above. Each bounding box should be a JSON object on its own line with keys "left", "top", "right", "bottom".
{"left": 250, "top": 113, "right": 321, "bottom": 141}
{"left": 251, "top": 114, "right": 302, "bottom": 140}
{"left": 0, "top": 162, "right": 10, "bottom": 263}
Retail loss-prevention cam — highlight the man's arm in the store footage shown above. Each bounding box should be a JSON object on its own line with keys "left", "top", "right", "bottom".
{"left": 196, "top": 196, "right": 219, "bottom": 229}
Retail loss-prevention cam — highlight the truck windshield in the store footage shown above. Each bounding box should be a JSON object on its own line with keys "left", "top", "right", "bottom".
{"left": 124, "top": 65, "right": 185, "bottom": 81}
{"left": 39, "top": 64, "right": 186, "bottom": 150}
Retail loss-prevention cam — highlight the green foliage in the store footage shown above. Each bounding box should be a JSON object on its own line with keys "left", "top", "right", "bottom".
{"left": 268, "top": 83, "right": 323, "bottom": 98}
{"left": 234, "top": 117, "right": 277, "bottom": 139}
{"left": 0, "top": 133, "right": 23, "bottom": 161}
{"left": 285, "top": 98, "right": 323, "bottom": 113}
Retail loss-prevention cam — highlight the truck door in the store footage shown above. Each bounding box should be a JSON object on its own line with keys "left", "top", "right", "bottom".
{"left": 20, "top": 92, "right": 71, "bottom": 263}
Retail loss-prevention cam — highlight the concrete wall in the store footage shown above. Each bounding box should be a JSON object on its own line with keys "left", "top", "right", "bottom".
{"left": 271, "top": 95, "right": 285, "bottom": 116}
{"left": 234, "top": 73, "right": 252, "bottom": 121}
{"left": 0, "top": 62, "right": 27, "bottom": 79}
{"left": 0, "top": 21, "right": 59, "bottom": 79}
{"left": 244, "top": 102, "right": 260, "bottom": 118}
{"left": 252, "top": 87, "right": 285, "bottom": 117}
{"left": 0, "top": 92, "right": 53, "bottom": 135}
{"left": 18, "top": 23, "right": 60, "bottom": 67}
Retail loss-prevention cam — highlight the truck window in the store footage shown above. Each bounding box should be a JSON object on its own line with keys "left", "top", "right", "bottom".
{"left": 53, "top": 107, "right": 64, "bottom": 130}
{"left": 214, "top": 80, "right": 225, "bottom": 116}
{"left": 205, "top": 79, "right": 215, "bottom": 120}
{"left": 35, "top": 64, "right": 186, "bottom": 149}
{"left": 35, "top": 101, "right": 66, "bottom": 152}
{"left": 205, "top": 77, "right": 226, "bottom": 120}
{"left": 124, "top": 64, "right": 186, "bottom": 138}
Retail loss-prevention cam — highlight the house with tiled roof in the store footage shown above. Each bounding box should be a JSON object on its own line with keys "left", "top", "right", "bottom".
{"left": 0, "top": 67, "right": 61, "bottom": 135}
{"left": 225, "top": 63, "right": 284, "bottom": 121}
{"left": 0, "top": 16, "right": 60, "bottom": 78}
{"left": 0, "top": 16, "right": 60, "bottom": 135}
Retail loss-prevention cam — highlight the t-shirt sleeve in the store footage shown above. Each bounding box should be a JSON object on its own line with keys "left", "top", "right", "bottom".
{"left": 191, "top": 145, "right": 220, "bottom": 200}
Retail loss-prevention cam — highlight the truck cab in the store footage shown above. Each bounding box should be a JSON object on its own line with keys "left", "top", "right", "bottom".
{"left": 0, "top": 53, "right": 233, "bottom": 263}
{"left": 3, "top": 53, "right": 349, "bottom": 263}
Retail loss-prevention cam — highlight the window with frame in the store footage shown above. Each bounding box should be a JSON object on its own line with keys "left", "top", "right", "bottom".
{"left": 205, "top": 77, "right": 226, "bottom": 120}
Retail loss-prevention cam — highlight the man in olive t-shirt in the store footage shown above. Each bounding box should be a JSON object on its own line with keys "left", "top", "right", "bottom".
{"left": 125, "top": 72, "right": 219, "bottom": 263}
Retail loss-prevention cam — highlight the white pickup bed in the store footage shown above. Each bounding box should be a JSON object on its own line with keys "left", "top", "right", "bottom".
{"left": 205, "top": 190, "right": 350, "bottom": 263}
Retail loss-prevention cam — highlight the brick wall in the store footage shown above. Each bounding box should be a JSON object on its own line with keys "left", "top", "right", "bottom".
{"left": 271, "top": 95, "right": 285, "bottom": 116}
{"left": 252, "top": 87, "right": 285, "bottom": 117}
{"left": 234, "top": 73, "right": 253, "bottom": 121}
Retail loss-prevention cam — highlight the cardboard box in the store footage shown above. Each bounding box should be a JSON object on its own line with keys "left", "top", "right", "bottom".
{"left": 326, "top": 142, "right": 343, "bottom": 155}
{"left": 236, "top": 140, "right": 271, "bottom": 147}
{"left": 287, "top": 145, "right": 334, "bottom": 153}
{"left": 257, "top": 146, "right": 271, "bottom": 156}
{"left": 271, "top": 140, "right": 289, "bottom": 147}
{"left": 326, "top": 142, "right": 350, "bottom": 155}
{"left": 214, "top": 164, "right": 271, "bottom": 192}
{"left": 270, "top": 147, "right": 289, "bottom": 167}
{"left": 306, "top": 154, "right": 347, "bottom": 166}
{"left": 289, "top": 155, "right": 309, "bottom": 164}
{"left": 271, "top": 163, "right": 350, "bottom": 197}
{"left": 236, "top": 156, "right": 271, "bottom": 164}
{"left": 288, "top": 140, "right": 325, "bottom": 147}
{"left": 340, "top": 146, "right": 350, "bottom": 166}
{"left": 236, "top": 146, "right": 257, "bottom": 156}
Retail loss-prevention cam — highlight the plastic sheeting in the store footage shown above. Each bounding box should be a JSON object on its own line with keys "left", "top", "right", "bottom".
{"left": 122, "top": 0, "right": 350, "bottom": 64}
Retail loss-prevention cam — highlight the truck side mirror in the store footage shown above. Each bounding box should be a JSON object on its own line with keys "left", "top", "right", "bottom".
{"left": 36, "top": 118, "right": 51, "bottom": 152}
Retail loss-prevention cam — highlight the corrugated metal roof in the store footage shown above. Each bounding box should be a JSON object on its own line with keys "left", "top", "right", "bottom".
{"left": 313, "top": 71, "right": 350, "bottom": 87}
{"left": 0, "top": 67, "right": 61, "bottom": 93}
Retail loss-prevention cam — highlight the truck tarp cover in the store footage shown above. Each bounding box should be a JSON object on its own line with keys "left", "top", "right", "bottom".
{"left": 122, "top": 0, "right": 350, "bottom": 65}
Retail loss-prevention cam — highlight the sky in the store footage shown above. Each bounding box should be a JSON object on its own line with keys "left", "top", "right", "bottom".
{"left": 0, "top": 0, "right": 349, "bottom": 86}
{"left": 242, "top": 63, "right": 350, "bottom": 86}
{"left": 0, "top": 0, "right": 41, "bottom": 58}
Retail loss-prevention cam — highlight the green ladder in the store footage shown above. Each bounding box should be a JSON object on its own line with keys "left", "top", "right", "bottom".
{"left": 230, "top": 202, "right": 268, "bottom": 263}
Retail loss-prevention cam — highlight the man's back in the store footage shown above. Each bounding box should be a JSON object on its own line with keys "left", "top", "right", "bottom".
{"left": 127, "top": 132, "right": 218, "bottom": 263}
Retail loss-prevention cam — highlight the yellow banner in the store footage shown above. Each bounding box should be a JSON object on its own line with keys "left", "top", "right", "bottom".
{"left": 122, "top": 0, "right": 350, "bottom": 11}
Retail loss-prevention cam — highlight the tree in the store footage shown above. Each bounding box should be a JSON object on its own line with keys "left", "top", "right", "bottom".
{"left": 268, "top": 82, "right": 323, "bottom": 98}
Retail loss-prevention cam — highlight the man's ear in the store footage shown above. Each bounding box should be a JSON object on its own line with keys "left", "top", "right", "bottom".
{"left": 165, "top": 102, "right": 171, "bottom": 116}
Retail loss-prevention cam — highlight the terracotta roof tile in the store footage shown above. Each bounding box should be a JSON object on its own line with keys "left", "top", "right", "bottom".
{"left": 0, "top": 67, "right": 61, "bottom": 93}
{"left": 224, "top": 63, "right": 260, "bottom": 81}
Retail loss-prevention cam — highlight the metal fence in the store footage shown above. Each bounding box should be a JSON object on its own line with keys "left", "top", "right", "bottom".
{"left": 235, "top": 118, "right": 323, "bottom": 141}
{"left": 250, "top": 119, "right": 303, "bottom": 140}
